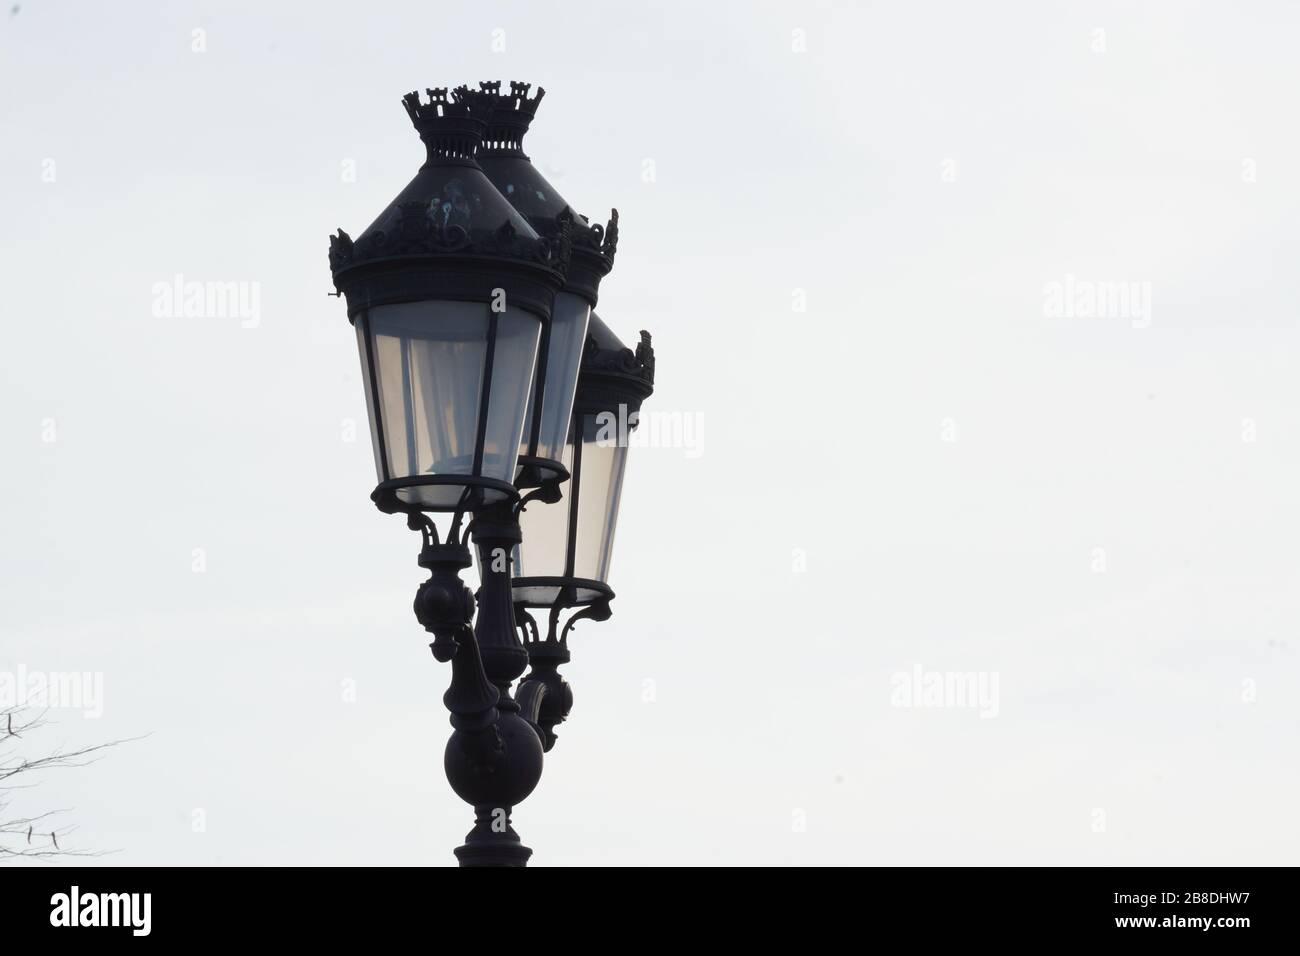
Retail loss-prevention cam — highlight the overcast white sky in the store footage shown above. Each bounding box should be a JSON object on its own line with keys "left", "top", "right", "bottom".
{"left": 2, "top": 0, "right": 1299, "bottom": 865}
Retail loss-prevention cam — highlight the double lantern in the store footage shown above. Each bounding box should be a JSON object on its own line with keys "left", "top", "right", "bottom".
{"left": 328, "top": 82, "right": 654, "bottom": 867}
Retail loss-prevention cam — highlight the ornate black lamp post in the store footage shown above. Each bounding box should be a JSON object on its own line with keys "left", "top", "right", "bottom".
{"left": 327, "top": 83, "right": 652, "bottom": 867}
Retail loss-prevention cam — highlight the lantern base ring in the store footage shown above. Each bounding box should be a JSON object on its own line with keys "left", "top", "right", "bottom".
{"left": 514, "top": 455, "right": 570, "bottom": 492}
{"left": 371, "top": 475, "right": 520, "bottom": 515}
{"left": 511, "top": 577, "right": 614, "bottom": 609}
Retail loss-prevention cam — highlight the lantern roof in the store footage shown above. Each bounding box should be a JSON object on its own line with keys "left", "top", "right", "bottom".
{"left": 475, "top": 81, "right": 618, "bottom": 307}
{"left": 328, "top": 86, "right": 571, "bottom": 322}
{"left": 575, "top": 314, "right": 655, "bottom": 415}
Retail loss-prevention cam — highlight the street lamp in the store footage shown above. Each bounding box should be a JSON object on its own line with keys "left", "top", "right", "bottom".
{"left": 329, "top": 86, "right": 567, "bottom": 515}
{"left": 327, "top": 83, "right": 651, "bottom": 867}
{"left": 511, "top": 315, "right": 655, "bottom": 748}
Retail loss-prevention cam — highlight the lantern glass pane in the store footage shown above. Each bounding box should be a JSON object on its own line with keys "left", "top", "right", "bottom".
{"left": 479, "top": 307, "right": 542, "bottom": 481}
{"left": 513, "top": 432, "right": 575, "bottom": 579}
{"left": 572, "top": 413, "right": 629, "bottom": 582}
{"left": 359, "top": 301, "right": 540, "bottom": 509}
{"left": 520, "top": 292, "right": 591, "bottom": 465}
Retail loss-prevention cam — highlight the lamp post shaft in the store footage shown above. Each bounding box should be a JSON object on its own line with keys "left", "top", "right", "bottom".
{"left": 471, "top": 502, "right": 530, "bottom": 704}
{"left": 410, "top": 521, "right": 544, "bottom": 866}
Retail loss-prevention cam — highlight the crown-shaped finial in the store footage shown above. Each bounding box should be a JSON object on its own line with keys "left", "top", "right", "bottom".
{"left": 478, "top": 80, "right": 546, "bottom": 156}
{"left": 401, "top": 87, "right": 491, "bottom": 161}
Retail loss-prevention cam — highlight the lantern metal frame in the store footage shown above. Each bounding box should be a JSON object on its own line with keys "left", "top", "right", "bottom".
{"left": 513, "top": 317, "right": 655, "bottom": 611}
{"left": 329, "top": 85, "right": 570, "bottom": 518}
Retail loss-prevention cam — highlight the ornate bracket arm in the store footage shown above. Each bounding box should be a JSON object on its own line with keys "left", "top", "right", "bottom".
{"left": 515, "top": 599, "right": 609, "bottom": 752}
{"left": 515, "top": 678, "right": 552, "bottom": 748}
{"left": 561, "top": 598, "right": 612, "bottom": 641}
{"left": 514, "top": 475, "right": 564, "bottom": 517}
{"left": 516, "top": 638, "right": 572, "bottom": 754}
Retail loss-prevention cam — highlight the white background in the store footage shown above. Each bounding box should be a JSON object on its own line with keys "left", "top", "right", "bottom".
{"left": 2, "top": 0, "right": 1298, "bottom": 865}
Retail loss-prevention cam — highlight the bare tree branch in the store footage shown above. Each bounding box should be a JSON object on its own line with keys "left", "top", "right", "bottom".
{"left": 0, "top": 705, "right": 138, "bottom": 862}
